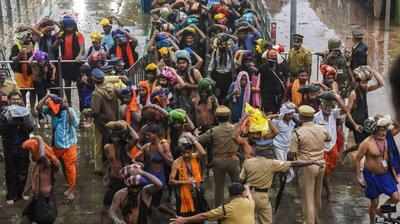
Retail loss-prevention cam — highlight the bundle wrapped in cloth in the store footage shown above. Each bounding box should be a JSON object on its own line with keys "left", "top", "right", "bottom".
{"left": 243, "top": 103, "right": 270, "bottom": 135}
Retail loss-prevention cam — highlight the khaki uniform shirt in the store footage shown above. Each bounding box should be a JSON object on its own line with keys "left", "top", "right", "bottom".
{"left": 288, "top": 47, "right": 312, "bottom": 76}
{"left": 205, "top": 197, "right": 255, "bottom": 224}
{"left": 198, "top": 122, "right": 238, "bottom": 158}
{"left": 240, "top": 157, "right": 291, "bottom": 189}
{"left": 289, "top": 122, "right": 331, "bottom": 161}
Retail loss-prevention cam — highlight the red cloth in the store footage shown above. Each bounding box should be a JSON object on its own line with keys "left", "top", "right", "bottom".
{"left": 116, "top": 42, "right": 135, "bottom": 67}
{"left": 324, "top": 144, "right": 339, "bottom": 176}
{"left": 63, "top": 33, "right": 84, "bottom": 59}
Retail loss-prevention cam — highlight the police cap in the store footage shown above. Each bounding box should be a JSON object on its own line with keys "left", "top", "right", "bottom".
{"left": 215, "top": 105, "right": 231, "bottom": 117}
{"left": 298, "top": 105, "right": 315, "bottom": 117}
{"left": 293, "top": 34, "right": 304, "bottom": 40}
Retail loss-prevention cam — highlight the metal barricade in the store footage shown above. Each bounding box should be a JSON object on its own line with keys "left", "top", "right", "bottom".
{"left": 126, "top": 55, "right": 148, "bottom": 86}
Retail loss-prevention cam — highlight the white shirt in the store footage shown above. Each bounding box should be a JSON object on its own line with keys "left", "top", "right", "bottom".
{"left": 272, "top": 119, "right": 296, "bottom": 151}
{"left": 313, "top": 109, "right": 341, "bottom": 151}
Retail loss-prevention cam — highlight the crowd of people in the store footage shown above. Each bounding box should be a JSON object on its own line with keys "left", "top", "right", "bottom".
{"left": 0, "top": 0, "right": 399, "bottom": 224}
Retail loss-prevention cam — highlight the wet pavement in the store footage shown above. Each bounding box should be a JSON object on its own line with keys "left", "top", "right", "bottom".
{"left": 0, "top": 0, "right": 399, "bottom": 223}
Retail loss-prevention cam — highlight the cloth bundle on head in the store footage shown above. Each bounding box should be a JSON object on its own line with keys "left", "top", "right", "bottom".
{"left": 106, "top": 120, "right": 130, "bottom": 130}
{"left": 99, "top": 18, "right": 111, "bottom": 27}
{"left": 279, "top": 102, "right": 296, "bottom": 117}
{"left": 353, "top": 65, "right": 373, "bottom": 81}
{"left": 145, "top": 63, "right": 158, "bottom": 73}
{"left": 62, "top": 16, "right": 77, "bottom": 29}
{"left": 142, "top": 104, "right": 169, "bottom": 121}
{"left": 214, "top": 13, "right": 226, "bottom": 21}
{"left": 32, "top": 50, "right": 48, "bottom": 63}
{"left": 363, "top": 117, "right": 377, "bottom": 134}
{"left": 160, "top": 66, "right": 178, "bottom": 85}
{"left": 158, "top": 47, "right": 170, "bottom": 56}
{"left": 90, "top": 31, "right": 103, "bottom": 42}
{"left": 198, "top": 78, "right": 215, "bottom": 95}
{"left": 377, "top": 115, "right": 393, "bottom": 128}
{"left": 245, "top": 103, "right": 270, "bottom": 135}
{"left": 178, "top": 132, "right": 194, "bottom": 147}
{"left": 175, "top": 50, "right": 192, "bottom": 65}
{"left": 138, "top": 80, "right": 151, "bottom": 105}
{"left": 120, "top": 164, "right": 149, "bottom": 187}
{"left": 320, "top": 64, "right": 337, "bottom": 78}
{"left": 169, "top": 108, "right": 187, "bottom": 124}
{"left": 255, "top": 39, "right": 269, "bottom": 54}
{"left": 151, "top": 88, "right": 169, "bottom": 104}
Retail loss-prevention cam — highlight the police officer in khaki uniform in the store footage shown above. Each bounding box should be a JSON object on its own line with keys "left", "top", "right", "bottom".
{"left": 240, "top": 129, "right": 323, "bottom": 224}
{"left": 171, "top": 183, "right": 256, "bottom": 224}
{"left": 198, "top": 105, "right": 242, "bottom": 207}
{"left": 290, "top": 105, "right": 330, "bottom": 224}
{"left": 288, "top": 34, "right": 312, "bottom": 79}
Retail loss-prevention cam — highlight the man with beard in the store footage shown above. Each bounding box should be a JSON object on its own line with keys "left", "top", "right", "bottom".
{"left": 355, "top": 116, "right": 400, "bottom": 224}
{"left": 109, "top": 163, "right": 163, "bottom": 224}
{"left": 91, "top": 68, "right": 119, "bottom": 175}
{"left": 103, "top": 120, "right": 139, "bottom": 223}
{"left": 36, "top": 93, "right": 79, "bottom": 200}
{"left": 259, "top": 49, "right": 287, "bottom": 113}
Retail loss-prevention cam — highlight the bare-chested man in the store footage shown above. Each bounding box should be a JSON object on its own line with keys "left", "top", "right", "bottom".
{"left": 355, "top": 116, "right": 400, "bottom": 224}
{"left": 21, "top": 136, "right": 61, "bottom": 224}
{"left": 109, "top": 163, "right": 163, "bottom": 224}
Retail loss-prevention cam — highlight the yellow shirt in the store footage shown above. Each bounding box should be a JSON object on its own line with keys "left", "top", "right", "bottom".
{"left": 240, "top": 157, "right": 291, "bottom": 189}
{"left": 205, "top": 197, "right": 255, "bottom": 224}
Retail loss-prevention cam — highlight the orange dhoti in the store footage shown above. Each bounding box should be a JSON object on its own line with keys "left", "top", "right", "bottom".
{"left": 324, "top": 144, "right": 339, "bottom": 176}
{"left": 53, "top": 145, "right": 78, "bottom": 189}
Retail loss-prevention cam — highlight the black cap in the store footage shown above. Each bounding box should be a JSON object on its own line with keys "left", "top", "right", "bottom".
{"left": 229, "top": 182, "right": 245, "bottom": 196}
{"left": 318, "top": 91, "right": 337, "bottom": 101}
{"left": 298, "top": 84, "right": 320, "bottom": 94}
{"left": 352, "top": 30, "right": 364, "bottom": 38}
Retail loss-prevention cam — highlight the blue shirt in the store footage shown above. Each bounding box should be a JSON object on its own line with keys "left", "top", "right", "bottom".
{"left": 102, "top": 33, "right": 115, "bottom": 52}
{"left": 44, "top": 107, "right": 79, "bottom": 149}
